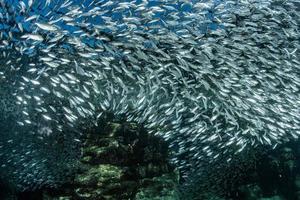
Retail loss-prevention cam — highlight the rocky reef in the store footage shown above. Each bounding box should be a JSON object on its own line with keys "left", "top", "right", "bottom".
{"left": 4, "top": 120, "right": 300, "bottom": 200}
{"left": 10, "top": 121, "right": 179, "bottom": 200}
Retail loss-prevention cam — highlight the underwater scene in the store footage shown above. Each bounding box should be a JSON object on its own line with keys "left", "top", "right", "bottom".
{"left": 0, "top": 0, "right": 299, "bottom": 199}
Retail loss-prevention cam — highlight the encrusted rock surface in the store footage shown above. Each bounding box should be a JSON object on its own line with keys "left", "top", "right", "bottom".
{"left": 41, "top": 122, "right": 179, "bottom": 200}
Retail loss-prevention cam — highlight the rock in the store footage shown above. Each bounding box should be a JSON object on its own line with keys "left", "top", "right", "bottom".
{"left": 258, "top": 195, "right": 284, "bottom": 200}
{"left": 238, "top": 184, "right": 263, "bottom": 200}
{"left": 135, "top": 171, "right": 180, "bottom": 200}
{"left": 43, "top": 193, "right": 72, "bottom": 200}
{"left": 74, "top": 188, "right": 92, "bottom": 199}
{"left": 40, "top": 122, "right": 177, "bottom": 200}
{"left": 281, "top": 148, "right": 293, "bottom": 160}
{"left": 74, "top": 164, "right": 123, "bottom": 186}
{"left": 296, "top": 191, "right": 300, "bottom": 199}
{"left": 295, "top": 175, "right": 300, "bottom": 191}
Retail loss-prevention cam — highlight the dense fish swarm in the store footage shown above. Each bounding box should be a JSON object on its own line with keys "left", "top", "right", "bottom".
{"left": 0, "top": 0, "right": 299, "bottom": 193}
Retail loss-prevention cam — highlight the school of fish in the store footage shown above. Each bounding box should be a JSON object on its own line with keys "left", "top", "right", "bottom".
{"left": 0, "top": 0, "right": 299, "bottom": 194}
